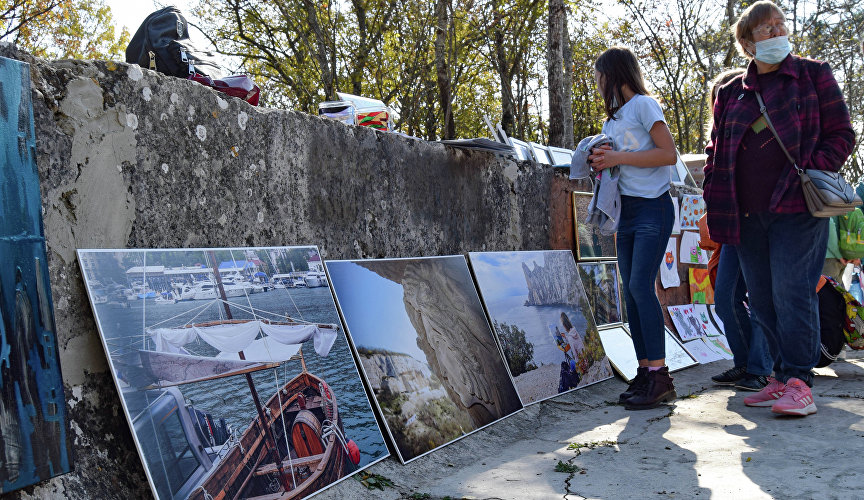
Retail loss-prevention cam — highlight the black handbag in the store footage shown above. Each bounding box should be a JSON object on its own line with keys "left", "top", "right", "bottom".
{"left": 754, "top": 91, "right": 860, "bottom": 217}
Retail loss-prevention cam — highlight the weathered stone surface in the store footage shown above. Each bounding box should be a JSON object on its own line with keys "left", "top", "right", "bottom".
{"left": 360, "top": 352, "right": 433, "bottom": 395}
{"left": 522, "top": 250, "right": 582, "bottom": 306}
{"left": 0, "top": 45, "right": 577, "bottom": 497}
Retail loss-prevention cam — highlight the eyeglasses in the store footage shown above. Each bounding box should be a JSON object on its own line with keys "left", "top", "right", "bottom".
{"left": 752, "top": 21, "right": 788, "bottom": 38}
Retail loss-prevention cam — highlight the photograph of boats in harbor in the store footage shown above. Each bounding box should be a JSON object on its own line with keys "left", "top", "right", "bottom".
{"left": 468, "top": 251, "right": 613, "bottom": 405}
{"left": 326, "top": 256, "right": 523, "bottom": 463}
{"left": 77, "top": 246, "right": 388, "bottom": 500}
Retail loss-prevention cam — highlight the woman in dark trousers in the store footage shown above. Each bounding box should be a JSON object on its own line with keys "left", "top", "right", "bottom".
{"left": 704, "top": 0, "right": 854, "bottom": 416}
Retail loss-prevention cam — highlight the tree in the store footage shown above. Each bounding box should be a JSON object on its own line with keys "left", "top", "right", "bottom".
{"left": 547, "top": 0, "right": 573, "bottom": 148}
{"left": 1, "top": 0, "right": 129, "bottom": 60}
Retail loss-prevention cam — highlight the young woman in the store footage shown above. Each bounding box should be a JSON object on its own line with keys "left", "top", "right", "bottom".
{"left": 704, "top": 1, "right": 854, "bottom": 416}
{"left": 589, "top": 47, "right": 678, "bottom": 410}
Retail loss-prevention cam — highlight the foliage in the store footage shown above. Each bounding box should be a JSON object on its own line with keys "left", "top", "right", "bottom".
{"left": 576, "top": 326, "right": 606, "bottom": 370}
{"left": 0, "top": 0, "right": 130, "bottom": 59}
{"left": 554, "top": 460, "right": 581, "bottom": 473}
{"left": 493, "top": 320, "right": 537, "bottom": 376}
{"left": 354, "top": 471, "right": 394, "bottom": 490}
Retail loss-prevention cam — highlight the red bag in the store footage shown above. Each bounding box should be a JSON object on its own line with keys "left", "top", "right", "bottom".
{"left": 189, "top": 73, "right": 260, "bottom": 106}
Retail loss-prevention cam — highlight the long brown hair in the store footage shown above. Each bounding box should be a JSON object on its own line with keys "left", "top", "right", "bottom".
{"left": 594, "top": 46, "right": 650, "bottom": 121}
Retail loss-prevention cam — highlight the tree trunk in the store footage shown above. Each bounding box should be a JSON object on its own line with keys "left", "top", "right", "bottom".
{"left": 303, "top": 0, "right": 335, "bottom": 100}
{"left": 547, "top": 0, "right": 565, "bottom": 147}
{"left": 560, "top": 12, "right": 574, "bottom": 149}
{"left": 434, "top": 0, "right": 455, "bottom": 139}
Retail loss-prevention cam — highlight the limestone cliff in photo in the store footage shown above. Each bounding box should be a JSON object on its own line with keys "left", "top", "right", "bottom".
{"left": 522, "top": 251, "right": 582, "bottom": 306}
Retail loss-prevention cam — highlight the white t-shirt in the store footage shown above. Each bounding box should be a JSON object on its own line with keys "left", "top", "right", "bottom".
{"left": 601, "top": 94, "right": 672, "bottom": 198}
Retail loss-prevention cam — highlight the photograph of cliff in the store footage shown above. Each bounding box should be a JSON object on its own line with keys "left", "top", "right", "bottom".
{"left": 326, "top": 256, "right": 523, "bottom": 463}
{"left": 578, "top": 262, "right": 623, "bottom": 326}
{"left": 469, "top": 251, "right": 613, "bottom": 404}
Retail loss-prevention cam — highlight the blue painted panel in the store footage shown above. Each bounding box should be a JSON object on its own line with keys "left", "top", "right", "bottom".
{"left": 0, "top": 56, "right": 72, "bottom": 493}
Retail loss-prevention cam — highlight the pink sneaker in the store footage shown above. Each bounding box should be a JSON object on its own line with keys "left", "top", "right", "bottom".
{"left": 771, "top": 378, "right": 817, "bottom": 416}
{"left": 743, "top": 377, "right": 785, "bottom": 407}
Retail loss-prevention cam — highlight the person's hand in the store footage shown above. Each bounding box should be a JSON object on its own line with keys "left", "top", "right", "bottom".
{"left": 588, "top": 144, "right": 619, "bottom": 172}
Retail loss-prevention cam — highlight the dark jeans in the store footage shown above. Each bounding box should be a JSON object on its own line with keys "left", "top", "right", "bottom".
{"left": 617, "top": 192, "right": 674, "bottom": 361}
{"left": 714, "top": 245, "right": 773, "bottom": 376}
{"left": 736, "top": 212, "right": 828, "bottom": 385}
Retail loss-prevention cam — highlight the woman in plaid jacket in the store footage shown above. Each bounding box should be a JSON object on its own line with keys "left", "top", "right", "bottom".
{"left": 703, "top": 1, "right": 855, "bottom": 416}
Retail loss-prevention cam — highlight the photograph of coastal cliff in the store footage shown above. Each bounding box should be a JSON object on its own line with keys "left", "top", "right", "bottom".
{"left": 326, "top": 256, "right": 523, "bottom": 463}
{"left": 468, "top": 251, "right": 613, "bottom": 404}
{"left": 578, "top": 262, "right": 623, "bottom": 326}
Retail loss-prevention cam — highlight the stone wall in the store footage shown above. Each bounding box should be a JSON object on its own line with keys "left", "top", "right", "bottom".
{"left": 0, "top": 46, "right": 590, "bottom": 498}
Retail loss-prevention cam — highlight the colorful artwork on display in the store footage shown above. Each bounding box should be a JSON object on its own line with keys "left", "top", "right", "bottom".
{"left": 679, "top": 231, "right": 708, "bottom": 265}
{"left": 572, "top": 192, "right": 617, "bottom": 261}
{"left": 78, "top": 247, "right": 388, "bottom": 500}
{"left": 689, "top": 268, "right": 714, "bottom": 304}
{"left": 326, "top": 256, "right": 523, "bottom": 463}
{"left": 0, "top": 56, "right": 73, "bottom": 493}
{"left": 667, "top": 304, "right": 707, "bottom": 341}
{"left": 577, "top": 262, "right": 623, "bottom": 326}
{"left": 468, "top": 251, "right": 613, "bottom": 405}
{"left": 661, "top": 237, "right": 681, "bottom": 289}
{"left": 680, "top": 194, "right": 706, "bottom": 230}
{"left": 692, "top": 304, "right": 722, "bottom": 337}
{"left": 616, "top": 263, "right": 629, "bottom": 326}
{"left": 597, "top": 326, "right": 639, "bottom": 382}
{"left": 708, "top": 304, "right": 725, "bottom": 334}
{"left": 704, "top": 335, "right": 734, "bottom": 360}
{"left": 664, "top": 328, "right": 699, "bottom": 372}
{"left": 682, "top": 339, "right": 725, "bottom": 364}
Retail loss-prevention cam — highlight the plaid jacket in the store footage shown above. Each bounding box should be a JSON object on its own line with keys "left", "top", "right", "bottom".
{"left": 703, "top": 54, "right": 855, "bottom": 244}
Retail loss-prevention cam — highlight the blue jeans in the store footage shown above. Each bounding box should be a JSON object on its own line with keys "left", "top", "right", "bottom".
{"left": 736, "top": 212, "right": 828, "bottom": 385}
{"left": 714, "top": 245, "right": 773, "bottom": 376}
{"left": 617, "top": 192, "right": 675, "bottom": 361}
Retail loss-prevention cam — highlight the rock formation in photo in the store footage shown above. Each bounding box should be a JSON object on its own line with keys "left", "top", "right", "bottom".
{"left": 522, "top": 251, "right": 583, "bottom": 306}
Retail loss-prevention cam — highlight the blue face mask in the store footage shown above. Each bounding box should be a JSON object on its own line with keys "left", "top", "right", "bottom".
{"left": 754, "top": 36, "right": 791, "bottom": 64}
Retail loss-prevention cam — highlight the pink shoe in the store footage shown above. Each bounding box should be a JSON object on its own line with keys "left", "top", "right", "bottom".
{"left": 743, "top": 377, "right": 785, "bottom": 407}
{"left": 771, "top": 378, "right": 817, "bottom": 416}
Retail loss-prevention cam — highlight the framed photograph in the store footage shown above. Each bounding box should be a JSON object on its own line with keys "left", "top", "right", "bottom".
{"left": 529, "top": 142, "right": 553, "bottom": 164}
{"left": 510, "top": 138, "right": 534, "bottom": 162}
{"left": 597, "top": 326, "right": 638, "bottom": 382}
{"left": 617, "top": 261, "right": 628, "bottom": 326}
{"left": 468, "top": 250, "right": 613, "bottom": 405}
{"left": 572, "top": 191, "right": 617, "bottom": 261}
{"left": 578, "top": 262, "right": 623, "bottom": 326}
{"left": 77, "top": 247, "right": 389, "bottom": 500}
{"left": 664, "top": 327, "right": 699, "bottom": 372}
{"left": 548, "top": 146, "right": 573, "bottom": 166}
{"left": 671, "top": 152, "right": 699, "bottom": 188}
{"left": 326, "top": 256, "right": 523, "bottom": 464}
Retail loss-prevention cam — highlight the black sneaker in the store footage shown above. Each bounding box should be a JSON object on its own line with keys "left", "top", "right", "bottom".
{"left": 734, "top": 374, "right": 769, "bottom": 392}
{"left": 711, "top": 366, "right": 747, "bottom": 385}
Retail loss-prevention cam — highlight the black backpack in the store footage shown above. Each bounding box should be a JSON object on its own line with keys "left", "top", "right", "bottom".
{"left": 816, "top": 276, "right": 848, "bottom": 367}
{"left": 125, "top": 7, "right": 221, "bottom": 79}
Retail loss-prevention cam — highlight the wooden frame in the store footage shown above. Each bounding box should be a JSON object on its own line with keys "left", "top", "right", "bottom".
{"left": 571, "top": 191, "right": 617, "bottom": 261}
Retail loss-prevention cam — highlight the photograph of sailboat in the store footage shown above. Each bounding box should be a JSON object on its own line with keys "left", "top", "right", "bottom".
{"left": 77, "top": 247, "right": 387, "bottom": 500}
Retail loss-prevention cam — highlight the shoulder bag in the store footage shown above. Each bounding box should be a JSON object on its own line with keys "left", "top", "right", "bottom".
{"left": 754, "top": 91, "right": 860, "bottom": 217}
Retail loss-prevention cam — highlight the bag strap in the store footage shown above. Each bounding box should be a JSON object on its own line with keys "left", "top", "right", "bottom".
{"left": 754, "top": 91, "right": 802, "bottom": 175}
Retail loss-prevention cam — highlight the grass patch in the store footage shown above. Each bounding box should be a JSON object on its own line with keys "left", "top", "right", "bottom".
{"left": 354, "top": 472, "right": 394, "bottom": 490}
{"left": 555, "top": 460, "right": 582, "bottom": 473}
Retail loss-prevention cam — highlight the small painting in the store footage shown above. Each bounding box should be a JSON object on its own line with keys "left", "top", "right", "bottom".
{"left": 680, "top": 194, "right": 706, "bottom": 230}
{"left": 468, "top": 251, "right": 613, "bottom": 405}
{"left": 679, "top": 231, "right": 708, "bottom": 265}
{"left": 682, "top": 338, "right": 725, "bottom": 363}
{"left": 661, "top": 237, "right": 681, "bottom": 289}
{"left": 704, "top": 335, "right": 734, "bottom": 360}
{"left": 78, "top": 247, "right": 389, "bottom": 500}
{"left": 598, "top": 326, "right": 639, "bottom": 382}
{"left": 665, "top": 328, "right": 699, "bottom": 372}
{"left": 667, "top": 304, "right": 706, "bottom": 341}
{"left": 0, "top": 56, "right": 73, "bottom": 493}
{"left": 572, "top": 191, "right": 617, "bottom": 261}
{"left": 327, "top": 256, "right": 523, "bottom": 463}
{"left": 692, "top": 303, "right": 722, "bottom": 336}
{"left": 578, "top": 262, "right": 623, "bottom": 326}
{"left": 689, "top": 268, "right": 714, "bottom": 304}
